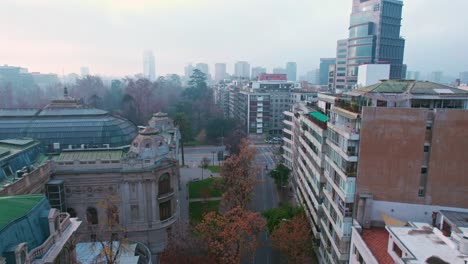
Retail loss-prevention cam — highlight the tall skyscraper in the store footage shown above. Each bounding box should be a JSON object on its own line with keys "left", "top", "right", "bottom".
{"left": 184, "top": 64, "right": 195, "bottom": 79}
{"left": 214, "top": 63, "right": 227, "bottom": 81}
{"left": 406, "top": 70, "right": 421, "bottom": 80}
{"left": 272, "top": 67, "right": 286, "bottom": 74}
{"left": 286, "top": 62, "right": 297, "bottom": 81}
{"left": 331, "top": 0, "right": 406, "bottom": 90}
{"left": 80, "top": 67, "right": 90, "bottom": 77}
{"left": 319, "top": 58, "right": 336, "bottom": 85}
{"left": 234, "top": 61, "right": 250, "bottom": 79}
{"left": 429, "top": 71, "right": 444, "bottom": 84}
{"left": 251, "top": 67, "right": 267, "bottom": 80}
{"left": 195, "top": 63, "right": 209, "bottom": 76}
{"left": 143, "top": 50, "right": 156, "bottom": 81}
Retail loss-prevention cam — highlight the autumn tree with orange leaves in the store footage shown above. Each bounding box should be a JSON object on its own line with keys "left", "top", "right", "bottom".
{"left": 270, "top": 213, "right": 315, "bottom": 263}
{"left": 160, "top": 220, "right": 214, "bottom": 264}
{"left": 195, "top": 206, "right": 266, "bottom": 264}
{"left": 218, "top": 139, "right": 258, "bottom": 210}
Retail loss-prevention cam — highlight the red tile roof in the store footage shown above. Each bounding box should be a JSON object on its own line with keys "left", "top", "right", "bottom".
{"left": 361, "top": 228, "right": 394, "bottom": 264}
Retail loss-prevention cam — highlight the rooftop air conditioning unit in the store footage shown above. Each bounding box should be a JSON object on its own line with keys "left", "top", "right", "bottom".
{"left": 103, "top": 144, "right": 110, "bottom": 148}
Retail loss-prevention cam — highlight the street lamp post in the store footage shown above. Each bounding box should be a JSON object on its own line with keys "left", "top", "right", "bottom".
{"left": 211, "top": 151, "right": 215, "bottom": 166}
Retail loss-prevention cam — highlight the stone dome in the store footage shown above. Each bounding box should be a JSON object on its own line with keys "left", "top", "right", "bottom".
{"left": 129, "top": 127, "right": 170, "bottom": 159}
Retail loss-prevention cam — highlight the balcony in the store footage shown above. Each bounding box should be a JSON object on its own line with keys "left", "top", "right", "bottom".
{"left": 158, "top": 188, "right": 175, "bottom": 200}
{"left": 334, "top": 99, "right": 362, "bottom": 114}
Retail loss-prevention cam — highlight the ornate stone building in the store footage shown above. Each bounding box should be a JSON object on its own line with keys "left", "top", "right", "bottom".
{"left": 51, "top": 126, "right": 180, "bottom": 261}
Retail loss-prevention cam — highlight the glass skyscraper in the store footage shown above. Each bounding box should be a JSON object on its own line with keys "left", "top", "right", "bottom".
{"left": 334, "top": 0, "right": 406, "bottom": 90}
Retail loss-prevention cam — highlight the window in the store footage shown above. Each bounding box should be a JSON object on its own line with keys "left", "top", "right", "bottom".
{"left": 131, "top": 205, "right": 139, "bottom": 220}
{"left": 90, "top": 234, "right": 97, "bottom": 241}
{"left": 424, "top": 146, "right": 430, "bottom": 152}
{"left": 1, "top": 164, "right": 13, "bottom": 178}
{"left": 393, "top": 243, "right": 403, "bottom": 258}
{"left": 159, "top": 200, "right": 172, "bottom": 221}
{"left": 159, "top": 173, "right": 171, "bottom": 195}
{"left": 421, "top": 168, "right": 428, "bottom": 174}
{"left": 86, "top": 207, "right": 99, "bottom": 225}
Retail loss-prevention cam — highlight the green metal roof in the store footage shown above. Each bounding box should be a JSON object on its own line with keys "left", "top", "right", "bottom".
{"left": 309, "top": 112, "right": 329, "bottom": 123}
{"left": 0, "top": 194, "right": 45, "bottom": 230}
{"left": 54, "top": 149, "right": 124, "bottom": 162}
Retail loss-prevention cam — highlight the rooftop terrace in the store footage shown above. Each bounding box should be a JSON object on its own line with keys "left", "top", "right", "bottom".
{"left": 0, "top": 194, "right": 45, "bottom": 230}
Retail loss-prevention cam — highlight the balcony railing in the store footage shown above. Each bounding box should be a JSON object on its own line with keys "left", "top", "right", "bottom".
{"left": 158, "top": 188, "right": 175, "bottom": 200}
{"left": 335, "top": 99, "right": 362, "bottom": 114}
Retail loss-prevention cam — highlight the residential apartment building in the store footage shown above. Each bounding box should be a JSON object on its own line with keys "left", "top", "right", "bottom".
{"left": 229, "top": 74, "right": 300, "bottom": 135}
{"left": 234, "top": 61, "right": 250, "bottom": 79}
{"left": 214, "top": 63, "right": 227, "bottom": 81}
{"left": 320, "top": 58, "right": 336, "bottom": 86}
{"left": 283, "top": 80, "right": 468, "bottom": 264}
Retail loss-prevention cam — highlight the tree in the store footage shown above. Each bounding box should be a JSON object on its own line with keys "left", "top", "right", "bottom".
{"left": 87, "top": 196, "right": 131, "bottom": 264}
{"left": 195, "top": 207, "right": 266, "bottom": 264}
{"left": 270, "top": 213, "right": 315, "bottom": 263}
{"left": 173, "top": 112, "right": 190, "bottom": 166}
{"left": 121, "top": 94, "right": 140, "bottom": 124}
{"left": 218, "top": 139, "right": 258, "bottom": 210}
{"left": 224, "top": 125, "right": 247, "bottom": 155}
{"left": 160, "top": 220, "right": 213, "bottom": 264}
{"left": 262, "top": 203, "right": 303, "bottom": 233}
{"left": 269, "top": 163, "right": 290, "bottom": 189}
{"left": 71, "top": 75, "right": 106, "bottom": 101}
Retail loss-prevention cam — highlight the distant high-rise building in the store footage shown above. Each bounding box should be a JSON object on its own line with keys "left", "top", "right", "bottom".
{"left": 331, "top": 0, "right": 406, "bottom": 91}
{"left": 234, "top": 61, "right": 250, "bottom": 79}
{"left": 251, "top": 67, "right": 267, "bottom": 80}
{"left": 143, "top": 51, "right": 156, "bottom": 81}
{"left": 286, "top": 62, "right": 297, "bottom": 81}
{"left": 301, "top": 69, "right": 319, "bottom": 84}
{"left": 459, "top": 71, "right": 468, "bottom": 84}
{"left": 184, "top": 64, "right": 195, "bottom": 79}
{"left": 195, "top": 63, "right": 209, "bottom": 76}
{"left": 214, "top": 63, "right": 227, "bottom": 81}
{"left": 429, "top": 71, "right": 444, "bottom": 84}
{"left": 80, "top": 67, "right": 90, "bottom": 77}
{"left": 273, "top": 67, "right": 286, "bottom": 74}
{"left": 319, "top": 58, "right": 336, "bottom": 85}
{"left": 406, "top": 70, "right": 421, "bottom": 80}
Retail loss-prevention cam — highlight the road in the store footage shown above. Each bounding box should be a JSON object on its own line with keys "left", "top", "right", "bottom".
{"left": 180, "top": 146, "right": 226, "bottom": 168}
{"left": 248, "top": 145, "right": 282, "bottom": 264}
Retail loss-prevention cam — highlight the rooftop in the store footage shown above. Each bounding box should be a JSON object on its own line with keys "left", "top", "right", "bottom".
{"left": 309, "top": 111, "right": 329, "bottom": 123}
{"left": 361, "top": 227, "right": 394, "bottom": 264}
{"left": 0, "top": 138, "right": 40, "bottom": 160}
{"left": 440, "top": 210, "right": 468, "bottom": 234}
{"left": 0, "top": 194, "right": 45, "bottom": 230}
{"left": 354, "top": 80, "right": 468, "bottom": 96}
{"left": 54, "top": 149, "right": 125, "bottom": 162}
{"left": 387, "top": 222, "right": 468, "bottom": 264}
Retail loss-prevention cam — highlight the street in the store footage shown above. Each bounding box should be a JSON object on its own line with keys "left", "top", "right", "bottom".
{"left": 249, "top": 145, "right": 282, "bottom": 264}
{"left": 180, "top": 146, "right": 226, "bottom": 168}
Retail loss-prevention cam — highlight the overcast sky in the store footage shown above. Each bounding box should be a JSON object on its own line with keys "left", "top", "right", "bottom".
{"left": 1, "top": 0, "right": 467, "bottom": 78}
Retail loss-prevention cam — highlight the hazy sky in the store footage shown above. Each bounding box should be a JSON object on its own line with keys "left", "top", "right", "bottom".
{"left": 1, "top": 0, "right": 467, "bottom": 77}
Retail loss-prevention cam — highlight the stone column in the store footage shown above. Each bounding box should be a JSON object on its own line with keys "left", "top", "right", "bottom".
{"left": 151, "top": 180, "right": 158, "bottom": 222}
{"left": 122, "top": 182, "right": 131, "bottom": 225}
{"left": 138, "top": 181, "right": 146, "bottom": 222}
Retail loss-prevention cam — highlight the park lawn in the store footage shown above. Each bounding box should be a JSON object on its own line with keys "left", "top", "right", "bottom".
{"left": 188, "top": 178, "right": 222, "bottom": 199}
{"left": 207, "top": 165, "right": 221, "bottom": 173}
{"left": 189, "top": 200, "right": 221, "bottom": 224}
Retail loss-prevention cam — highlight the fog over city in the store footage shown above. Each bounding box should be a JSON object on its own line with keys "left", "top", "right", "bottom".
{"left": 1, "top": 0, "right": 467, "bottom": 77}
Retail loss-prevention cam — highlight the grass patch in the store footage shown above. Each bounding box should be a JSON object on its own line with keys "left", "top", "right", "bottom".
{"left": 189, "top": 200, "right": 221, "bottom": 224}
{"left": 188, "top": 178, "right": 222, "bottom": 199}
{"left": 207, "top": 165, "right": 221, "bottom": 173}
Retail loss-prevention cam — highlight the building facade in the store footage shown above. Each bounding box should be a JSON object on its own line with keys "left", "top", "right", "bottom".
{"left": 320, "top": 58, "right": 336, "bottom": 85}
{"left": 283, "top": 80, "right": 468, "bottom": 264}
{"left": 286, "top": 62, "right": 297, "bottom": 82}
{"left": 330, "top": 0, "right": 406, "bottom": 91}
{"left": 234, "top": 61, "right": 250, "bottom": 79}
{"left": 51, "top": 127, "right": 180, "bottom": 261}
{"left": 214, "top": 63, "right": 227, "bottom": 81}
{"left": 143, "top": 51, "right": 156, "bottom": 81}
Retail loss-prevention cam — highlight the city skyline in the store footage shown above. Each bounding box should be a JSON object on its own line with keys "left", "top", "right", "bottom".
{"left": 1, "top": 0, "right": 467, "bottom": 78}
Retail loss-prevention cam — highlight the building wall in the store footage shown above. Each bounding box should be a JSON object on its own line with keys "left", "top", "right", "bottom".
{"left": 357, "top": 64, "right": 390, "bottom": 87}
{"left": 357, "top": 107, "right": 468, "bottom": 208}
{"left": 427, "top": 109, "right": 468, "bottom": 208}
{"left": 349, "top": 227, "right": 379, "bottom": 264}
{"left": 52, "top": 159, "right": 179, "bottom": 259}
{"left": 357, "top": 107, "right": 428, "bottom": 204}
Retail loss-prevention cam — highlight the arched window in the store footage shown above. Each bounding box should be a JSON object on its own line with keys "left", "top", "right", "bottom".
{"left": 159, "top": 173, "right": 171, "bottom": 195}
{"left": 66, "top": 208, "right": 77, "bottom": 218}
{"left": 107, "top": 205, "right": 119, "bottom": 225}
{"left": 86, "top": 207, "right": 98, "bottom": 225}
